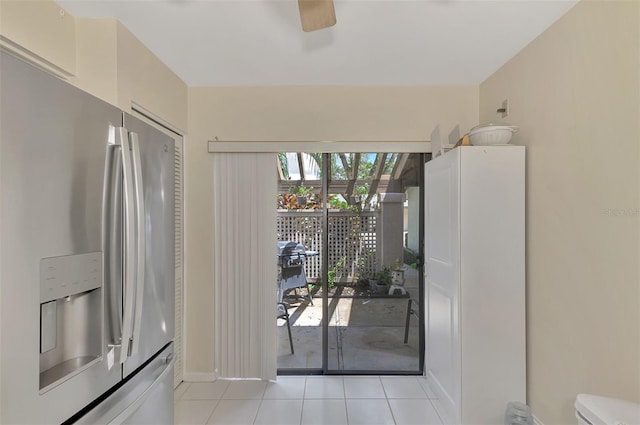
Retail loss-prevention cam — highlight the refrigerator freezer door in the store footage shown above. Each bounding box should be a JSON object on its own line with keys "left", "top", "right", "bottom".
{"left": 74, "top": 343, "right": 175, "bottom": 425}
{"left": 0, "top": 52, "right": 122, "bottom": 423}
{"left": 121, "top": 114, "right": 175, "bottom": 376}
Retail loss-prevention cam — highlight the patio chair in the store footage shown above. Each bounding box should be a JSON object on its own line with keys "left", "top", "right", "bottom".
{"left": 277, "top": 302, "right": 294, "bottom": 355}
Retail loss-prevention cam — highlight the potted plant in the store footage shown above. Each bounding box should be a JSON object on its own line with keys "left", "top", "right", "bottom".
{"left": 348, "top": 183, "right": 370, "bottom": 209}
{"left": 290, "top": 185, "right": 314, "bottom": 207}
{"left": 370, "top": 266, "right": 392, "bottom": 294}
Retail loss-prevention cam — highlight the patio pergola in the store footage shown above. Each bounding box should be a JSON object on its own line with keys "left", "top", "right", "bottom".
{"left": 276, "top": 152, "right": 415, "bottom": 198}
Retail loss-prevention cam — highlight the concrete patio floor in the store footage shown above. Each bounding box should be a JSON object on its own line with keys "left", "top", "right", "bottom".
{"left": 277, "top": 267, "right": 421, "bottom": 372}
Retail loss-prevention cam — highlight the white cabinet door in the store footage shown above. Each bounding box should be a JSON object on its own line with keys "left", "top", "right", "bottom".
{"left": 459, "top": 147, "right": 526, "bottom": 423}
{"left": 424, "top": 146, "right": 526, "bottom": 424}
{"left": 424, "top": 149, "right": 460, "bottom": 422}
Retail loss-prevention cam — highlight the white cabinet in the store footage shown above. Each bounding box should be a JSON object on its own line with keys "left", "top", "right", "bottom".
{"left": 424, "top": 146, "right": 526, "bottom": 424}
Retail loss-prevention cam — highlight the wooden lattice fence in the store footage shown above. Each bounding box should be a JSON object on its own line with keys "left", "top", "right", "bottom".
{"left": 276, "top": 210, "right": 379, "bottom": 283}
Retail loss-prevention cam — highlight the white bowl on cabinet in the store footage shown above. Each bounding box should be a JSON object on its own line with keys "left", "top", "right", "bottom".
{"left": 469, "top": 123, "right": 519, "bottom": 145}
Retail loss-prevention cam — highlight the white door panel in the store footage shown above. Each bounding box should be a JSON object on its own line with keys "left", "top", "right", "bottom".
{"left": 426, "top": 285, "right": 454, "bottom": 397}
{"left": 424, "top": 149, "right": 459, "bottom": 421}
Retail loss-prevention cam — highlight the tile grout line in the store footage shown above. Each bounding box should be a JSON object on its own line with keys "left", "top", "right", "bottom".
{"left": 297, "top": 396, "right": 304, "bottom": 425}
{"left": 175, "top": 382, "right": 190, "bottom": 401}
{"left": 344, "top": 397, "right": 350, "bottom": 425}
{"left": 203, "top": 398, "right": 219, "bottom": 425}
{"left": 250, "top": 381, "right": 267, "bottom": 425}
{"left": 209, "top": 381, "right": 228, "bottom": 425}
{"left": 382, "top": 377, "right": 399, "bottom": 425}
{"left": 341, "top": 377, "right": 348, "bottom": 425}
{"left": 298, "top": 377, "right": 307, "bottom": 425}
{"left": 300, "top": 376, "right": 308, "bottom": 425}
{"left": 302, "top": 376, "right": 307, "bottom": 399}
{"left": 419, "top": 377, "right": 445, "bottom": 425}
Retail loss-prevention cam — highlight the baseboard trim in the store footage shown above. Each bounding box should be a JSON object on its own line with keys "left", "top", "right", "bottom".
{"left": 183, "top": 372, "right": 217, "bottom": 382}
{"left": 533, "top": 414, "right": 544, "bottom": 425}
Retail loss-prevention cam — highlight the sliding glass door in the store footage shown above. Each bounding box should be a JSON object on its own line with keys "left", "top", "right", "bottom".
{"left": 277, "top": 152, "right": 424, "bottom": 375}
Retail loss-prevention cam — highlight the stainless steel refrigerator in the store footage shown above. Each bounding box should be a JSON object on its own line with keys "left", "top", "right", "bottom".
{"left": 0, "top": 51, "right": 176, "bottom": 424}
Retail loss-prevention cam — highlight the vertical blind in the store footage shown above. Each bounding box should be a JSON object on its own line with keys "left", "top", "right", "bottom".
{"left": 212, "top": 153, "right": 277, "bottom": 380}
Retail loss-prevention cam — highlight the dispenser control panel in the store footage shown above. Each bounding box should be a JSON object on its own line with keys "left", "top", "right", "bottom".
{"left": 40, "top": 252, "right": 102, "bottom": 303}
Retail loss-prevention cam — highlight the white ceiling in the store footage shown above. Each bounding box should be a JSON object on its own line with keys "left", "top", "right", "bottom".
{"left": 58, "top": 0, "right": 578, "bottom": 87}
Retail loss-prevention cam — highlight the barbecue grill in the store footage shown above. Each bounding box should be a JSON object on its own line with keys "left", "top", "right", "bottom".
{"left": 277, "top": 241, "right": 316, "bottom": 305}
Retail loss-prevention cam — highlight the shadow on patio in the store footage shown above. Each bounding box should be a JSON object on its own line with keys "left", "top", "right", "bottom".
{"left": 277, "top": 267, "right": 420, "bottom": 372}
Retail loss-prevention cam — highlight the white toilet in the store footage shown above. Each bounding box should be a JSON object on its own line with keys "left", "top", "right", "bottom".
{"left": 575, "top": 393, "right": 640, "bottom": 424}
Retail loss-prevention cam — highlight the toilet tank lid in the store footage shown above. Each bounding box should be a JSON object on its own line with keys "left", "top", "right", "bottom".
{"left": 575, "top": 394, "right": 640, "bottom": 425}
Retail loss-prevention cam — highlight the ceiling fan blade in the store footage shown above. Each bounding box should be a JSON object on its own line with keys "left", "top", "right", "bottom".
{"left": 298, "top": 0, "right": 336, "bottom": 32}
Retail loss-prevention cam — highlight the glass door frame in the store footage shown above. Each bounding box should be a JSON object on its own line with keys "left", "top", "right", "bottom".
{"left": 278, "top": 152, "right": 426, "bottom": 376}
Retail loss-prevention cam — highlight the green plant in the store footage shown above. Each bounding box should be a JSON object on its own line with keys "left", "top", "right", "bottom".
{"left": 392, "top": 258, "right": 404, "bottom": 271}
{"left": 329, "top": 194, "right": 349, "bottom": 210}
{"left": 278, "top": 153, "right": 290, "bottom": 179}
{"left": 349, "top": 183, "right": 370, "bottom": 212}
{"left": 355, "top": 183, "right": 369, "bottom": 197}
{"left": 327, "top": 256, "right": 346, "bottom": 288}
{"left": 353, "top": 248, "right": 375, "bottom": 283}
{"left": 403, "top": 247, "right": 418, "bottom": 265}
{"left": 289, "top": 185, "right": 314, "bottom": 197}
{"left": 373, "top": 266, "right": 392, "bottom": 285}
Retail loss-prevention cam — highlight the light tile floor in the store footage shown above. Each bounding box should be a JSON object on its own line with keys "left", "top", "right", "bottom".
{"left": 175, "top": 376, "right": 443, "bottom": 425}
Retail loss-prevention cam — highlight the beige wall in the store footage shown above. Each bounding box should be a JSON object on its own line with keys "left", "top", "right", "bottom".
{"left": 0, "top": 0, "right": 188, "bottom": 131}
{"left": 479, "top": 1, "right": 640, "bottom": 423}
{"left": 0, "top": 0, "right": 76, "bottom": 76}
{"left": 185, "top": 86, "right": 478, "bottom": 376}
{"left": 74, "top": 18, "right": 118, "bottom": 106}
{"left": 115, "top": 22, "right": 188, "bottom": 132}
{"left": 192, "top": 86, "right": 478, "bottom": 141}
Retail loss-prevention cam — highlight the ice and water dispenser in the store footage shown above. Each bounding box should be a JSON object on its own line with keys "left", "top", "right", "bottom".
{"left": 39, "top": 252, "right": 103, "bottom": 392}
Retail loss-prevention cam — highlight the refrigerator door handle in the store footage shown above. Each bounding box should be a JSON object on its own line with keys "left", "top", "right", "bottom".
{"left": 104, "top": 139, "right": 124, "bottom": 348}
{"left": 108, "top": 355, "right": 176, "bottom": 425}
{"left": 129, "top": 131, "right": 146, "bottom": 357}
{"left": 119, "top": 127, "right": 137, "bottom": 364}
